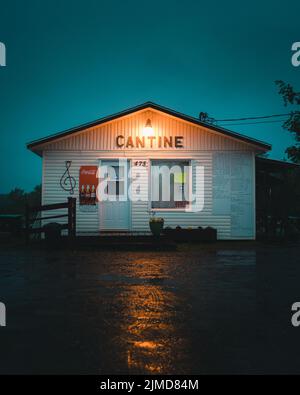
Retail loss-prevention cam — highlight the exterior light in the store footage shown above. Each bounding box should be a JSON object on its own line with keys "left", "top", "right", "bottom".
{"left": 143, "top": 119, "right": 154, "bottom": 136}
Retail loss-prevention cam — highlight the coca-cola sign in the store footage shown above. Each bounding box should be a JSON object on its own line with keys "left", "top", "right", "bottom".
{"left": 79, "top": 166, "right": 99, "bottom": 207}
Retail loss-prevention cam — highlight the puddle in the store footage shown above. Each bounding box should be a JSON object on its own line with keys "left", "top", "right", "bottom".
{"left": 216, "top": 250, "right": 256, "bottom": 266}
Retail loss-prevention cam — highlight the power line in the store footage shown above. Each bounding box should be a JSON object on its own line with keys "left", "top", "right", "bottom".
{"left": 215, "top": 113, "right": 291, "bottom": 122}
{"left": 218, "top": 119, "right": 288, "bottom": 127}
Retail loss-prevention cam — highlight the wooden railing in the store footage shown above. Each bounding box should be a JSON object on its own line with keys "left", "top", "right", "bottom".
{"left": 25, "top": 197, "right": 76, "bottom": 242}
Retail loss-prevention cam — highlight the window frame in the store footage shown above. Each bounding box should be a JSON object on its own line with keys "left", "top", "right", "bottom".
{"left": 149, "top": 159, "right": 192, "bottom": 212}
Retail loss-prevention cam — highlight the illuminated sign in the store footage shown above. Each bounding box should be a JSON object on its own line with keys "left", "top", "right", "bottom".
{"left": 116, "top": 135, "right": 184, "bottom": 149}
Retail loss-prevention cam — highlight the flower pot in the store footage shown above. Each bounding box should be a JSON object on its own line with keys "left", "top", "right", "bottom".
{"left": 149, "top": 219, "right": 164, "bottom": 237}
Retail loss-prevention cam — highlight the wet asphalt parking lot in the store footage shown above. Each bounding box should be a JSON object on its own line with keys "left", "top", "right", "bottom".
{"left": 0, "top": 243, "right": 300, "bottom": 374}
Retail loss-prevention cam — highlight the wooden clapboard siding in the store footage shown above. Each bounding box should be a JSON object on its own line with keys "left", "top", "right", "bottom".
{"left": 42, "top": 150, "right": 237, "bottom": 239}
{"left": 42, "top": 151, "right": 99, "bottom": 233}
{"left": 129, "top": 156, "right": 231, "bottom": 239}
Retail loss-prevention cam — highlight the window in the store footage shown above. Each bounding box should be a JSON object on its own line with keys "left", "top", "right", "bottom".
{"left": 102, "top": 162, "right": 126, "bottom": 199}
{"left": 151, "top": 160, "right": 190, "bottom": 209}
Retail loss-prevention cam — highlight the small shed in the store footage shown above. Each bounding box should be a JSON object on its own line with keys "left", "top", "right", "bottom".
{"left": 27, "top": 102, "right": 272, "bottom": 239}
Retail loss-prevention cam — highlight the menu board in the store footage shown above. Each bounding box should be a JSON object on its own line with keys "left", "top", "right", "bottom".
{"left": 213, "top": 153, "right": 254, "bottom": 237}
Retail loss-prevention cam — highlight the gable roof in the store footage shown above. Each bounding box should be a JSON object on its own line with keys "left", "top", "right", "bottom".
{"left": 27, "top": 101, "right": 271, "bottom": 153}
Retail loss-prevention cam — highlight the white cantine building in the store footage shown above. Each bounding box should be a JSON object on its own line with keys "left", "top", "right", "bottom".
{"left": 27, "top": 102, "right": 271, "bottom": 240}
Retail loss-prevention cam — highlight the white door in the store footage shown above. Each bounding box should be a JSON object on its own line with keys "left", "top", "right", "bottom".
{"left": 99, "top": 160, "right": 130, "bottom": 230}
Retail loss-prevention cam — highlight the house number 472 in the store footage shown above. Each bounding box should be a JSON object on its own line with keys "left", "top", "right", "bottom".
{"left": 134, "top": 160, "right": 147, "bottom": 167}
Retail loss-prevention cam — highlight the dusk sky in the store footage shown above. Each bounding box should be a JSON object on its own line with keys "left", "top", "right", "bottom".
{"left": 0, "top": 0, "right": 299, "bottom": 192}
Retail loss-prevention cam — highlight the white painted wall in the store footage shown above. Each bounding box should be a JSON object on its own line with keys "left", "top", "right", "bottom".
{"left": 42, "top": 149, "right": 255, "bottom": 239}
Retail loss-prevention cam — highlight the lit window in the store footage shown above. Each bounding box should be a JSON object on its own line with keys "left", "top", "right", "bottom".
{"left": 151, "top": 160, "right": 190, "bottom": 209}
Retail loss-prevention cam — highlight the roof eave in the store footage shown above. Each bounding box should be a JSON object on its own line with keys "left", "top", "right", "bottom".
{"left": 26, "top": 101, "right": 272, "bottom": 152}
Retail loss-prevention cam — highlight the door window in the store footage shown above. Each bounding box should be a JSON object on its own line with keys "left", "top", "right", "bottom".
{"left": 103, "top": 163, "right": 125, "bottom": 198}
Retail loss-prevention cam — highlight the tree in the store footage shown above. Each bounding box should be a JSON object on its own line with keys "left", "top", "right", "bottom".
{"left": 8, "top": 188, "right": 25, "bottom": 202}
{"left": 27, "top": 185, "right": 42, "bottom": 208}
{"left": 7, "top": 188, "right": 26, "bottom": 214}
{"left": 275, "top": 80, "right": 300, "bottom": 163}
{"left": 0, "top": 185, "right": 41, "bottom": 214}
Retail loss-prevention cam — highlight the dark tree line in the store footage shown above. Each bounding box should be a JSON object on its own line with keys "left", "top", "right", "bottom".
{"left": 276, "top": 80, "right": 300, "bottom": 163}
{"left": 268, "top": 81, "right": 300, "bottom": 218}
{"left": 0, "top": 185, "right": 41, "bottom": 215}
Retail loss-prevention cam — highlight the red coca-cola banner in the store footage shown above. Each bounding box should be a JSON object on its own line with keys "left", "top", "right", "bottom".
{"left": 79, "top": 166, "right": 99, "bottom": 205}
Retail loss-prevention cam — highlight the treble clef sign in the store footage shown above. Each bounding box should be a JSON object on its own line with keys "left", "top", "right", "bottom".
{"left": 60, "top": 160, "right": 76, "bottom": 194}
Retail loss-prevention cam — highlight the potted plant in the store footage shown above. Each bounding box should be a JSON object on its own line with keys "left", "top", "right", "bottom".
{"left": 149, "top": 213, "right": 164, "bottom": 237}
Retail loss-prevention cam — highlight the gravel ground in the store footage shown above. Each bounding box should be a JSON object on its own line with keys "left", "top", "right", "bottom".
{"left": 0, "top": 242, "right": 300, "bottom": 374}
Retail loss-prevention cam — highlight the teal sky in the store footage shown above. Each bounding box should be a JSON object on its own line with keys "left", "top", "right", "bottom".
{"left": 0, "top": 0, "right": 299, "bottom": 192}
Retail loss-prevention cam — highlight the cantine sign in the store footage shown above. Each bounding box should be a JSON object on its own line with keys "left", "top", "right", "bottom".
{"left": 116, "top": 135, "right": 184, "bottom": 149}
